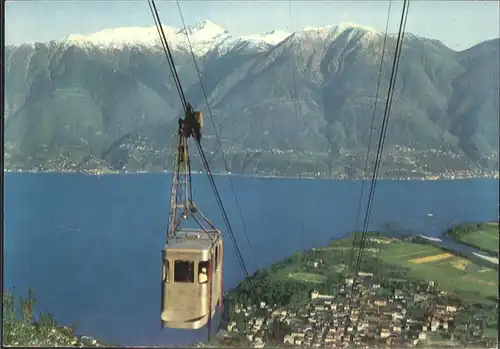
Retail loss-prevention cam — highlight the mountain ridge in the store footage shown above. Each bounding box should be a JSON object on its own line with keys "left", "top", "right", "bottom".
{"left": 4, "top": 21, "right": 499, "bottom": 177}
{"left": 8, "top": 20, "right": 488, "bottom": 54}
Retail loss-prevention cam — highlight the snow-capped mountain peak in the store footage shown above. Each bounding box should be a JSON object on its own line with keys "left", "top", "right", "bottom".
{"left": 175, "top": 20, "right": 230, "bottom": 54}
{"left": 258, "top": 30, "right": 291, "bottom": 44}
{"left": 65, "top": 25, "right": 178, "bottom": 48}
{"left": 177, "top": 20, "right": 227, "bottom": 38}
{"left": 59, "top": 21, "right": 375, "bottom": 55}
{"left": 298, "top": 22, "right": 376, "bottom": 40}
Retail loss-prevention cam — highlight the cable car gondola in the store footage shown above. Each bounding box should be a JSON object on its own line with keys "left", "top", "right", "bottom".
{"left": 161, "top": 230, "right": 223, "bottom": 329}
{"left": 160, "top": 106, "right": 223, "bottom": 330}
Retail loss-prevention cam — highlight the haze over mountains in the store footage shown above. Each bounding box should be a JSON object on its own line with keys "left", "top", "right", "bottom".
{"left": 4, "top": 21, "right": 499, "bottom": 177}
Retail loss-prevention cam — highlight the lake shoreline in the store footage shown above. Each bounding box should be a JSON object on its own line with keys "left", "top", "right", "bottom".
{"left": 4, "top": 170, "right": 498, "bottom": 181}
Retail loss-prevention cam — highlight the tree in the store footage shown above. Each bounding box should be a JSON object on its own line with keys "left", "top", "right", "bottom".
{"left": 20, "top": 287, "right": 36, "bottom": 323}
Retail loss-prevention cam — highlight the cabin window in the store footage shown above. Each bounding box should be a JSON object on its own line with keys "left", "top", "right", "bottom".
{"left": 174, "top": 260, "right": 194, "bottom": 283}
{"left": 198, "top": 261, "right": 209, "bottom": 284}
{"left": 215, "top": 246, "right": 219, "bottom": 269}
{"left": 163, "top": 260, "right": 170, "bottom": 282}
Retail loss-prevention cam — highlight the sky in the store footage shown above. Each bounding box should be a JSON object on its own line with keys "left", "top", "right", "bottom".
{"left": 4, "top": 0, "right": 500, "bottom": 50}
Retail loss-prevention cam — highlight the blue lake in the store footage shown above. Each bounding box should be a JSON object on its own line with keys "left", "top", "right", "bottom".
{"left": 3, "top": 173, "right": 499, "bottom": 346}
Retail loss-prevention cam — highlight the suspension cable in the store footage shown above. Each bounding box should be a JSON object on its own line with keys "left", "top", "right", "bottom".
{"left": 176, "top": 0, "right": 257, "bottom": 272}
{"left": 344, "top": 0, "right": 410, "bottom": 335}
{"left": 194, "top": 138, "right": 257, "bottom": 303}
{"left": 357, "top": 0, "right": 411, "bottom": 267}
{"left": 348, "top": 0, "right": 393, "bottom": 272}
{"left": 370, "top": 0, "right": 411, "bottom": 283}
{"left": 147, "top": 0, "right": 254, "bottom": 299}
{"left": 195, "top": 140, "right": 252, "bottom": 281}
{"left": 147, "top": 0, "right": 187, "bottom": 111}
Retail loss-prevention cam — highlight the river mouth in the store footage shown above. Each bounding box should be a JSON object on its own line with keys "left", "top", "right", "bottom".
{"left": 415, "top": 235, "right": 498, "bottom": 269}
{"left": 379, "top": 220, "right": 499, "bottom": 269}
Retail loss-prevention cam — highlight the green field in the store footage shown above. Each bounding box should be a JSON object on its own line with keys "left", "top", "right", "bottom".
{"left": 379, "top": 241, "right": 498, "bottom": 303}
{"left": 457, "top": 222, "right": 499, "bottom": 254}
{"left": 286, "top": 272, "right": 327, "bottom": 283}
{"left": 270, "top": 265, "right": 327, "bottom": 284}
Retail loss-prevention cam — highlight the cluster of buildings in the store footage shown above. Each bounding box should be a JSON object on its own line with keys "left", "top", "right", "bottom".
{"left": 224, "top": 274, "right": 489, "bottom": 348}
{"left": 5, "top": 139, "right": 499, "bottom": 179}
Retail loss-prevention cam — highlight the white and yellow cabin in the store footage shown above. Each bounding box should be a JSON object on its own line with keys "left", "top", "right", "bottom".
{"left": 161, "top": 229, "right": 223, "bottom": 330}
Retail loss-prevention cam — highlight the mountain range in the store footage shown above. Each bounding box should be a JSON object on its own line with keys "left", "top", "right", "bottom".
{"left": 4, "top": 21, "right": 499, "bottom": 178}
